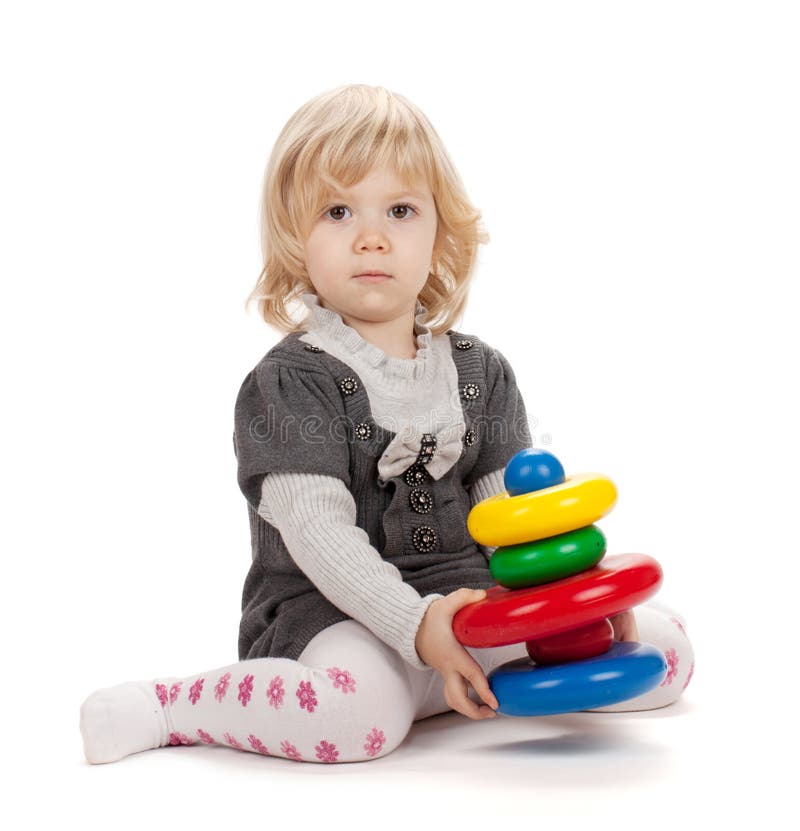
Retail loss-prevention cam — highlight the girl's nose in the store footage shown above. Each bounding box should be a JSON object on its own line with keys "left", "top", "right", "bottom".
{"left": 355, "top": 226, "right": 389, "bottom": 250}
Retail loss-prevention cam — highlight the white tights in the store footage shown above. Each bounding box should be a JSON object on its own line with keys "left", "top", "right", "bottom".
{"left": 79, "top": 602, "right": 694, "bottom": 765}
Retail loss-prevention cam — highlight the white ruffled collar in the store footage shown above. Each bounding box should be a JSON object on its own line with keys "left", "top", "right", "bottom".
{"left": 300, "top": 292, "right": 435, "bottom": 383}
{"left": 299, "top": 292, "right": 466, "bottom": 482}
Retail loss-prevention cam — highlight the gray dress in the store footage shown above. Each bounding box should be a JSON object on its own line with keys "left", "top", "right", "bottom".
{"left": 233, "top": 329, "right": 532, "bottom": 662}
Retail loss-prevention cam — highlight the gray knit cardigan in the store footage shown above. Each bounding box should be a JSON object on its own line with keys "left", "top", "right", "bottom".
{"left": 233, "top": 329, "right": 532, "bottom": 662}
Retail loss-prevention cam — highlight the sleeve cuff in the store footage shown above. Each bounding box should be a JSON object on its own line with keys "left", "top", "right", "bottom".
{"left": 396, "top": 593, "right": 445, "bottom": 671}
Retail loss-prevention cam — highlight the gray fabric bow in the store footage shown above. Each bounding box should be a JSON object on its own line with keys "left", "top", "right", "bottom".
{"left": 377, "top": 422, "right": 466, "bottom": 482}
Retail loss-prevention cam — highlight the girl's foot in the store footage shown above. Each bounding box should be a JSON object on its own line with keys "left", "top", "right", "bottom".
{"left": 79, "top": 681, "right": 165, "bottom": 764}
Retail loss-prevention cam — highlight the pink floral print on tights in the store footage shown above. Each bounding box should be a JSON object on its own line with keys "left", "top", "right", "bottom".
{"left": 281, "top": 740, "right": 302, "bottom": 761}
{"left": 661, "top": 648, "right": 679, "bottom": 686}
{"left": 189, "top": 678, "right": 204, "bottom": 704}
{"left": 327, "top": 666, "right": 356, "bottom": 694}
{"left": 364, "top": 727, "right": 385, "bottom": 757}
{"left": 248, "top": 735, "right": 269, "bottom": 755}
{"left": 238, "top": 673, "right": 255, "bottom": 707}
{"left": 223, "top": 732, "right": 243, "bottom": 749}
{"left": 267, "top": 675, "right": 285, "bottom": 709}
{"left": 214, "top": 672, "right": 231, "bottom": 702}
{"left": 315, "top": 740, "right": 338, "bottom": 763}
{"left": 296, "top": 680, "right": 318, "bottom": 713}
{"left": 155, "top": 682, "right": 183, "bottom": 707}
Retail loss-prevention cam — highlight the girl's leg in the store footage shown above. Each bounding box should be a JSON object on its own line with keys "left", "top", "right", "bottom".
{"left": 80, "top": 620, "right": 422, "bottom": 765}
{"left": 413, "top": 601, "right": 694, "bottom": 719}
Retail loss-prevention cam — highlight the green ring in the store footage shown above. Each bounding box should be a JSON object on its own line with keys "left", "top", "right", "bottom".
{"left": 489, "top": 525, "right": 607, "bottom": 589}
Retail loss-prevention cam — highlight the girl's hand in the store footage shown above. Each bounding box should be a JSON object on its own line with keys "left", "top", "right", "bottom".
{"left": 414, "top": 588, "right": 499, "bottom": 720}
{"left": 609, "top": 609, "right": 639, "bottom": 642}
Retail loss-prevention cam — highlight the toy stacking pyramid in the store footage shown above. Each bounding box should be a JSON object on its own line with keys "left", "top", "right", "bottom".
{"left": 453, "top": 449, "right": 668, "bottom": 716}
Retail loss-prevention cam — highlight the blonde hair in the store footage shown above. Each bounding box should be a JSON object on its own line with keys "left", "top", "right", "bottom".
{"left": 245, "top": 84, "right": 490, "bottom": 336}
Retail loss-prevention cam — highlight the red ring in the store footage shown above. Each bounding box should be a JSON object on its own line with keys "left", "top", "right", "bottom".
{"left": 453, "top": 553, "right": 662, "bottom": 648}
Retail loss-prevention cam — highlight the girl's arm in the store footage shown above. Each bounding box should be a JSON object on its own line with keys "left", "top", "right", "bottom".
{"left": 258, "top": 470, "right": 444, "bottom": 671}
{"left": 469, "top": 467, "right": 506, "bottom": 561}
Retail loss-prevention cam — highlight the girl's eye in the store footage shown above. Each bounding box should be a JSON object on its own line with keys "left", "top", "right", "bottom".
{"left": 323, "top": 203, "right": 417, "bottom": 222}
{"left": 390, "top": 203, "right": 416, "bottom": 219}
{"left": 326, "top": 205, "right": 350, "bottom": 221}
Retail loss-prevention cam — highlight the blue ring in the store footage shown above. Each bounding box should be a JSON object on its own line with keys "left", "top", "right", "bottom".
{"left": 488, "top": 641, "right": 667, "bottom": 716}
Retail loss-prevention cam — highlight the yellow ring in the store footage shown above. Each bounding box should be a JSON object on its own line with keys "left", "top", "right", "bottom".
{"left": 467, "top": 472, "right": 617, "bottom": 547}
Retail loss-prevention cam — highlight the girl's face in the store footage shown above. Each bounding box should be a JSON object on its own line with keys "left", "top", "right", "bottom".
{"left": 302, "top": 164, "right": 439, "bottom": 330}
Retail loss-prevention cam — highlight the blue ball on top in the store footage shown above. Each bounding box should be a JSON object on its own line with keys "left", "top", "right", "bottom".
{"left": 504, "top": 448, "right": 566, "bottom": 496}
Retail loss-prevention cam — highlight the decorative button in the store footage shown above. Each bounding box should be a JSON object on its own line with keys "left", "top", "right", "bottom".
{"left": 460, "top": 382, "right": 481, "bottom": 401}
{"left": 354, "top": 421, "right": 373, "bottom": 441}
{"left": 464, "top": 429, "right": 476, "bottom": 446}
{"left": 338, "top": 377, "right": 359, "bottom": 396}
{"left": 404, "top": 464, "right": 431, "bottom": 487}
{"left": 412, "top": 526, "right": 438, "bottom": 553}
{"left": 303, "top": 344, "right": 323, "bottom": 353}
{"left": 455, "top": 338, "right": 474, "bottom": 350}
{"left": 409, "top": 488, "right": 434, "bottom": 514}
{"left": 415, "top": 433, "right": 437, "bottom": 466}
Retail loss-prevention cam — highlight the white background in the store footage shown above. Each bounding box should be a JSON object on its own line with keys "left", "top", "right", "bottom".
{"left": 2, "top": 1, "right": 797, "bottom": 827}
